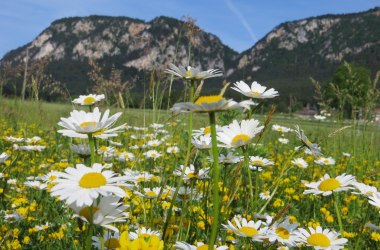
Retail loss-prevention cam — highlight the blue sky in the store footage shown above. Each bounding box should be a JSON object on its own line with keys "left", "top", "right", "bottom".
{"left": 1, "top": 0, "right": 380, "bottom": 58}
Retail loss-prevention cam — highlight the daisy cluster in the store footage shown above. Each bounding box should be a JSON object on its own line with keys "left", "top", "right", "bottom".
{"left": 0, "top": 64, "right": 379, "bottom": 249}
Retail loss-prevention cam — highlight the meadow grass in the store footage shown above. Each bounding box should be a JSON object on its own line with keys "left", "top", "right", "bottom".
{"left": 0, "top": 97, "right": 379, "bottom": 249}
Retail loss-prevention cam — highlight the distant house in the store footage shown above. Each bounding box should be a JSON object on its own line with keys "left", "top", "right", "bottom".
{"left": 295, "top": 103, "right": 318, "bottom": 116}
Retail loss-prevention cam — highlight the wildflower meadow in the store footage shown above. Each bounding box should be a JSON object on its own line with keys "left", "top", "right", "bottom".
{"left": 0, "top": 64, "right": 379, "bottom": 250}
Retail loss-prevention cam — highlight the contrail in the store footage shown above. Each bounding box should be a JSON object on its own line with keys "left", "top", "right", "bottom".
{"left": 224, "top": 0, "right": 257, "bottom": 43}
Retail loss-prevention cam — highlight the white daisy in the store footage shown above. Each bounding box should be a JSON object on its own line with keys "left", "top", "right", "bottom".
{"left": 92, "top": 231, "right": 121, "bottom": 250}
{"left": 294, "top": 125, "right": 322, "bottom": 156}
{"left": 174, "top": 241, "right": 228, "bottom": 250}
{"left": 217, "top": 152, "right": 242, "bottom": 164}
{"left": 173, "top": 164, "right": 210, "bottom": 181}
{"left": 147, "top": 139, "right": 162, "bottom": 147}
{"left": 291, "top": 158, "right": 308, "bottom": 169}
{"left": 144, "top": 150, "right": 162, "bottom": 160}
{"left": 150, "top": 123, "right": 165, "bottom": 129}
{"left": 0, "top": 152, "right": 10, "bottom": 164}
{"left": 231, "top": 81, "right": 279, "bottom": 99}
{"left": 166, "top": 146, "right": 179, "bottom": 154}
{"left": 173, "top": 95, "right": 255, "bottom": 113}
{"left": 278, "top": 138, "right": 289, "bottom": 144}
{"left": 223, "top": 217, "right": 266, "bottom": 241}
{"left": 249, "top": 156, "right": 274, "bottom": 167}
{"left": 314, "top": 157, "right": 335, "bottom": 166}
{"left": 134, "top": 187, "right": 162, "bottom": 199}
{"left": 267, "top": 217, "right": 299, "bottom": 247}
{"left": 72, "top": 94, "right": 105, "bottom": 106}
{"left": 70, "top": 195, "right": 128, "bottom": 232}
{"left": 314, "top": 115, "right": 327, "bottom": 120}
{"left": 368, "top": 192, "right": 380, "bottom": 211}
{"left": 4, "top": 136, "right": 24, "bottom": 143}
{"left": 118, "top": 152, "right": 135, "bottom": 162}
{"left": 192, "top": 134, "right": 212, "bottom": 149}
{"left": 129, "top": 227, "right": 161, "bottom": 240}
{"left": 296, "top": 226, "right": 348, "bottom": 249}
{"left": 342, "top": 152, "right": 351, "bottom": 157}
{"left": 260, "top": 191, "right": 271, "bottom": 200}
{"left": 272, "top": 125, "right": 293, "bottom": 133}
{"left": 50, "top": 163, "right": 132, "bottom": 206}
{"left": 303, "top": 173, "right": 356, "bottom": 196}
{"left": 57, "top": 107, "right": 125, "bottom": 139}
{"left": 24, "top": 180, "right": 47, "bottom": 190}
{"left": 217, "top": 119, "right": 264, "bottom": 148}
{"left": 13, "top": 144, "right": 46, "bottom": 152}
{"left": 165, "top": 64, "right": 222, "bottom": 80}
{"left": 352, "top": 182, "right": 378, "bottom": 197}
{"left": 25, "top": 136, "right": 42, "bottom": 144}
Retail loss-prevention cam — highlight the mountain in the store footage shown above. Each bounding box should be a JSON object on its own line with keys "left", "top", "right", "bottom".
{"left": 0, "top": 15, "right": 237, "bottom": 98}
{"left": 1, "top": 8, "right": 380, "bottom": 107}
{"left": 229, "top": 7, "right": 380, "bottom": 104}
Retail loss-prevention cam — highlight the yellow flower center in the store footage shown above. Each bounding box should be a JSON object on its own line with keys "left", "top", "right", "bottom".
{"left": 203, "top": 127, "right": 211, "bottom": 134}
{"left": 197, "top": 245, "right": 215, "bottom": 250}
{"left": 104, "top": 238, "right": 120, "bottom": 248}
{"left": 239, "top": 226, "right": 258, "bottom": 237}
{"left": 250, "top": 91, "right": 261, "bottom": 96}
{"left": 278, "top": 127, "right": 283, "bottom": 131}
{"left": 136, "top": 177, "right": 146, "bottom": 182}
{"left": 79, "top": 172, "right": 107, "bottom": 188}
{"left": 323, "top": 159, "right": 329, "bottom": 164}
{"left": 93, "top": 129, "right": 105, "bottom": 136}
{"left": 307, "top": 233, "right": 331, "bottom": 247}
{"left": 80, "top": 121, "right": 97, "bottom": 127}
{"left": 276, "top": 227, "right": 290, "bottom": 239}
{"left": 99, "top": 146, "right": 108, "bottom": 152}
{"left": 151, "top": 153, "right": 157, "bottom": 157}
{"left": 195, "top": 95, "right": 223, "bottom": 105}
{"left": 187, "top": 173, "right": 198, "bottom": 179}
{"left": 232, "top": 134, "right": 251, "bottom": 145}
{"left": 297, "top": 163, "right": 303, "bottom": 168}
{"left": 186, "top": 69, "right": 191, "bottom": 77}
{"left": 146, "top": 191, "right": 157, "bottom": 197}
{"left": 251, "top": 160, "right": 264, "bottom": 166}
{"left": 319, "top": 178, "right": 341, "bottom": 191}
{"left": 83, "top": 96, "right": 96, "bottom": 104}
{"left": 79, "top": 206, "right": 99, "bottom": 221}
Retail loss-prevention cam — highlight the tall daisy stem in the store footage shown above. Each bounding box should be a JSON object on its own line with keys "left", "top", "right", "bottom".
{"left": 209, "top": 111, "right": 221, "bottom": 249}
{"left": 243, "top": 147, "right": 255, "bottom": 210}
{"left": 88, "top": 134, "right": 95, "bottom": 165}
{"left": 162, "top": 79, "right": 195, "bottom": 241}
{"left": 333, "top": 193, "right": 344, "bottom": 235}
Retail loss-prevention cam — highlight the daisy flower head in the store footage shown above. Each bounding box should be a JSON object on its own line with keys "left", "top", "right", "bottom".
{"left": 296, "top": 226, "right": 348, "bottom": 249}
{"left": 278, "top": 138, "right": 289, "bottom": 144}
{"left": 164, "top": 63, "right": 222, "bottom": 80}
{"left": 173, "top": 164, "right": 210, "bottom": 181}
{"left": 303, "top": 173, "right": 356, "bottom": 196}
{"left": 260, "top": 191, "right": 271, "bottom": 200}
{"left": 352, "top": 182, "right": 378, "bottom": 197}
{"left": 231, "top": 80, "right": 279, "bottom": 99}
{"left": 193, "top": 125, "right": 221, "bottom": 137}
{"left": 172, "top": 95, "right": 255, "bottom": 113}
{"left": 267, "top": 217, "right": 299, "bottom": 247}
{"left": 223, "top": 217, "right": 266, "bottom": 241}
{"left": 92, "top": 231, "right": 120, "bottom": 250}
{"left": 134, "top": 187, "right": 162, "bottom": 199}
{"left": 147, "top": 139, "right": 162, "bottom": 147}
{"left": 291, "top": 158, "right": 308, "bottom": 169}
{"left": 294, "top": 125, "right": 322, "bottom": 156}
{"left": 368, "top": 192, "right": 380, "bottom": 210}
{"left": 129, "top": 227, "right": 161, "bottom": 240}
{"left": 272, "top": 124, "right": 293, "bottom": 133}
{"left": 70, "top": 195, "right": 128, "bottom": 232}
{"left": 250, "top": 156, "right": 274, "bottom": 167}
{"left": 314, "top": 114, "right": 327, "bottom": 121}
{"left": 192, "top": 134, "right": 212, "bottom": 149}
{"left": 314, "top": 157, "right": 335, "bottom": 166}
{"left": 217, "top": 119, "right": 264, "bottom": 148}
{"left": 72, "top": 94, "right": 105, "bottom": 106}
{"left": 174, "top": 241, "right": 229, "bottom": 250}
{"left": 0, "top": 152, "right": 10, "bottom": 164}
{"left": 117, "top": 152, "right": 135, "bottom": 162}
{"left": 144, "top": 150, "right": 162, "bottom": 160}
{"left": 166, "top": 146, "right": 179, "bottom": 154}
{"left": 218, "top": 152, "right": 242, "bottom": 164}
{"left": 57, "top": 107, "right": 125, "bottom": 139}
{"left": 50, "top": 163, "right": 132, "bottom": 206}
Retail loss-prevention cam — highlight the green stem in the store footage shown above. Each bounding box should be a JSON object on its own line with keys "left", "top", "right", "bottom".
{"left": 333, "top": 193, "right": 344, "bottom": 235}
{"left": 88, "top": 134, "right": 95, "bottom": 165}
{"left": 243, "top": 148, "right": 255, "bottom": 211}
{"left": 162, "top": 79, "right": 195, "bottom": 241}
{"left": 209, "top": 111, "right": 221, "bottom": 249}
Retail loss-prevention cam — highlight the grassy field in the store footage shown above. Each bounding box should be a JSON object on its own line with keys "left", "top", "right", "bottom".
{"left": 0, "top": 97, "right": 379, "bottom": 249}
